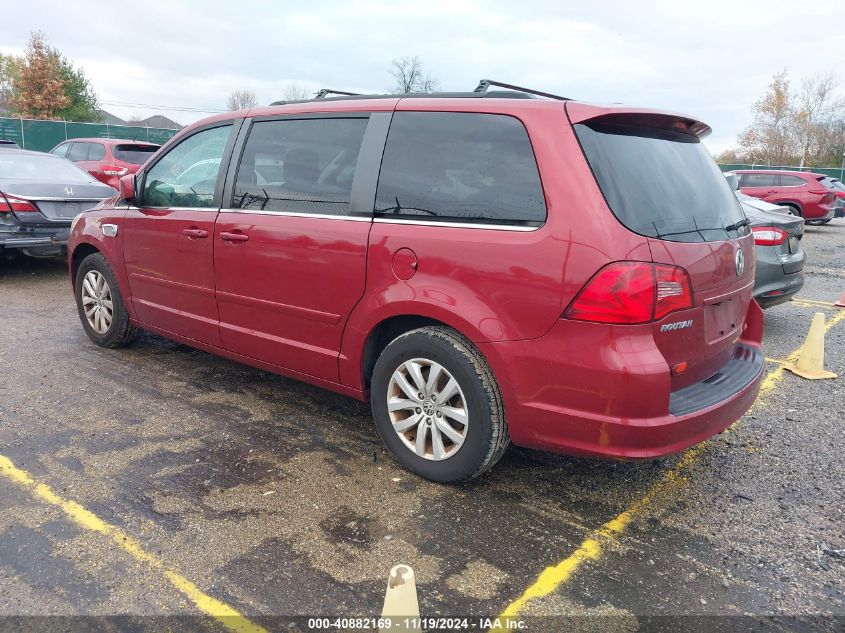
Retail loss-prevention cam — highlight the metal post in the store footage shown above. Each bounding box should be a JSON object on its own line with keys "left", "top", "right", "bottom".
{"left": 840, "top": 151, "right": 844, "bottom": 182}
{"left": 64, "top": 119, "right": 67, "bottom": 141}
{"left": 19, "top": 117, "right": 24, "bottom": 149}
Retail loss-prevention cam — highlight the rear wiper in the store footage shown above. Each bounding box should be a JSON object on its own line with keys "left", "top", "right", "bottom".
{"left": 724, "top": 218, "right": 750, "bottom": 232}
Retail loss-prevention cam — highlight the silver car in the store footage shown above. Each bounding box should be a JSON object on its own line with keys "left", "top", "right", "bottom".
{"left": 0, "top": 149, "right": 116, "bottom": 258}
{"left": 737, "top": 192, "right": 806, "bottom": 308}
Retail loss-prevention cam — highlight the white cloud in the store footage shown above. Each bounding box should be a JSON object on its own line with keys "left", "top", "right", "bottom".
{"left": 3, "top": 0, "right": 843, "bottom": 146}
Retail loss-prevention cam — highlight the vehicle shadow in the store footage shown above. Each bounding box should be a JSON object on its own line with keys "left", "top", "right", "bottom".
{"left": 0, "top": 253, "right": 67, "bottom": 282}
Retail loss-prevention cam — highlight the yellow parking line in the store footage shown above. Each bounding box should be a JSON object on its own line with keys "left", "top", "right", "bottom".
{"left": 0, "top": 454, "right": 268, "bottom": 633}
{"left": 497, "top": 308, "right": 845, "bottom": 620}
{"left": 791, "top": 299, "right": 836, "bottom": 309}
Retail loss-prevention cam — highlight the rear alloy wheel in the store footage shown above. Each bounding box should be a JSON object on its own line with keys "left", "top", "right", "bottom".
{"left": 387, "top": 358, "right": 469, "bottom": 461}
{"left": 75, "top": 252, "right": 140, "bottom": 348}
{"left": 371, "top": 326, "right": 509, "bottom": 482}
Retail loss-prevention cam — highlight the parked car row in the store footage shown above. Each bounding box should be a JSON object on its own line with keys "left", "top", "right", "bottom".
{"left": 0, "top": 85, "right": 835, "bottom": 480}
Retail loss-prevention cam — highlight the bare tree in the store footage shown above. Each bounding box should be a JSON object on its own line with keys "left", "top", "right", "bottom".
{"left": 226, "top": 89, "right": 258, "bottom": 111}
{"left": 793, "top": 73, "right": 843, "bottom": 167}
{"left": 281, "top": 82, "right": 310, "bottom": 101}
{"left": 389, "top": 56, "right": 439, "bottom": 94}
{"left": 736, "top": 70, "right": 797, "bottom": 165}
{"left": 730, "top": 70, "right": 845, "bottom": 167}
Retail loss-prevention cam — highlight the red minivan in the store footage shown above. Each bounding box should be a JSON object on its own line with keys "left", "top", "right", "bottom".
{"left": 67, "top": 81, "right": 764, "bottom": 482}
{"left": 734, "top": 169, "right": 837, "bottom": 224}
{"left": 51, "top": 138, "right": 160, "bottom": 189}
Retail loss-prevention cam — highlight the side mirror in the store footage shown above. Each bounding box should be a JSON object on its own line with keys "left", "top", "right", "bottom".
{"left": 724, "top": 173, "right": 739, "bottom": 191}
{"left": 119, "top": 174, "right": 137, "bottom": 204}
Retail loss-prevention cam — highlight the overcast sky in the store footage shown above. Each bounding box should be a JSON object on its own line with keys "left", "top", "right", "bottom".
{"left": 4, "top": 0, "right": 843, "bottom": 153}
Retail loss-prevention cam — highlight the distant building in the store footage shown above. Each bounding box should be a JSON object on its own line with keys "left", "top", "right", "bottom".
{"left": 97, "top": 110, "right": 128, "bottom": 126}
{"left": 129, "top": 115, "right": 183, "bottom": 130}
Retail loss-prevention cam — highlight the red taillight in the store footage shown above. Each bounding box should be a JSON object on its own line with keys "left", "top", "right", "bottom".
{"left": 654, "top": 264, "right": 694, "bottom": 319}
{"left": 564, "top": 261, "right": 693, "bottom": 324}
{"left": 99, "top": 164, "right": 128, "bottom": 176}
{"left": 0, "top": 193, "right": 39, "bottom": 215}
{"left": 751, "top": 226, "right": 788, "bottom": 246}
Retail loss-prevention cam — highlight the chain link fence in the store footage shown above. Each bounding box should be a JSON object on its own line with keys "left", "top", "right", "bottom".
{"left": 0, "top": 117, "right": 179, "bottom": 152}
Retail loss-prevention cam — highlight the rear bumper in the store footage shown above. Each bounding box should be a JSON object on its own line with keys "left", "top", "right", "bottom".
{"left": 0, "top": 229, "right": 69, "bottom": 254}
{"left": 753, "top": 247, "right": 805, "bottom": 308}
{"left": 478, "top": 305, "right": 764, "bottom": 460}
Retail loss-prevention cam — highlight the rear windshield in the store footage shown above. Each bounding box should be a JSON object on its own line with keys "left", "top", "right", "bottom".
{"left": 0, "top": 153, "right": 98, "bottom": 183}
{"left": 575, "top": 122, "right": 748, "bottom": 243}
{"left": 113, "top": 144, "right": 159, "bottom": 165}
{"left": 818, "top": 176, "right": 838, "bottom": 191}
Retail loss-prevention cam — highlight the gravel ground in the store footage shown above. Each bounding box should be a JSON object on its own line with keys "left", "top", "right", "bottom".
{"left": 0, "top": 224, "right": 843, "bottom": 632}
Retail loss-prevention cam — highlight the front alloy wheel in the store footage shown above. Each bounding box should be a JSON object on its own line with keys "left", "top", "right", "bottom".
{"left": 81, "top": 270, "right": 113, "bottom": 334}
{"left": 387, "top": 358, "right": 469, "bottom": 461}
{"left": 75, "top": 252, "right": 140, "bottom": 348}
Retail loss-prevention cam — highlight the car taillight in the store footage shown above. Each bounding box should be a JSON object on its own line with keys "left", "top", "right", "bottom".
{"left": 99, "top": 164, "right": 128, "bottom": 176}
{"left": 751, "top": 226, "right": 788, "bottom": 246}
{"left": 0, "top": 193, "right": 39, "bottom": 216}
{"left": 822, "top": 193, "right": 835, "bottom": 205}
{"left": 564, "top": 261, "right": 693, "bottom": 324}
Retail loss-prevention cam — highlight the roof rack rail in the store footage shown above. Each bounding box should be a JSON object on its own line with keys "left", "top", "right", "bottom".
{"left": 474, "top": 79, "right": 569, "bottom": 101}
{"left": 315, "top": 88, "right": 362, "bottom": 99}
{"left": 268, "top": 80, "right": 569, "bottom": 106}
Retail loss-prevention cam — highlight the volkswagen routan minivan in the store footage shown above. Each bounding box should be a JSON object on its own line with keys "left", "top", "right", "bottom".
{"left": 68, "top": 80, "right": 764, "bottom": 482}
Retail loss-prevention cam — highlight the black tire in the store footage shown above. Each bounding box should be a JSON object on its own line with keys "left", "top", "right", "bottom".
{"left": 782, "top": 204, "right": 802, "bottom": 217}
{"left": 371, "top": 326, "right": 509, "bottom": 483}
{"left": 75, "top": 252, "right": 141, "bottom": 348}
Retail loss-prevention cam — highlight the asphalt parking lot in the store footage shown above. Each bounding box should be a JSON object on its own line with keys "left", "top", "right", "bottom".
{"left": 1, "top": 226, "right": 844, "bottom": 632}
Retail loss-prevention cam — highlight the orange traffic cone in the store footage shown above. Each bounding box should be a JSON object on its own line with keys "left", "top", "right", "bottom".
{"left": 784, "top": 312, "right": 837, "bottom": 380}
{"left": 835, "top": 290, "right": 845, "bottom": 308}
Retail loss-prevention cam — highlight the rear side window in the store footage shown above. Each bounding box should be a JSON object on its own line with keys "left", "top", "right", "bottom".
{"left": 88, "top": 143, "right": 106, "bottom": 161}
{"left": 113, "top": 144, "right": 159, "bottom": 165}
{"left": 780, "top": 175, "right": 806, "bottom": 187}
{"left": 233, "top": 118, "right": 368, "bottom": 216}
{"left": 375, "top": 112, "right": 546, "bottom": 226}
{"left": 67, "top": 143, "right": 89, "bottom": 161}
{"left": 739, "top": 173, "right": 779, "bottom": 187}
{"left": 576, "top": 121, "right": 746, "bottom": 243}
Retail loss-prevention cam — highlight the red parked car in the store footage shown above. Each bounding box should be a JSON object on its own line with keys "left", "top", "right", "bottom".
{"left": 734, "top": 169, "right": 837, "bottom": 224}
{"left": 50, "top": 138, "right": 160, "bottom": 189}
{"left": 67, "top": 80, "right": 764, "bottom": 482}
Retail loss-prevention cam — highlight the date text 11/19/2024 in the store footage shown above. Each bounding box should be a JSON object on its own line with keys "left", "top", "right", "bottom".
{"left": 306, "top": 617, "right": 527, "bottom": 630}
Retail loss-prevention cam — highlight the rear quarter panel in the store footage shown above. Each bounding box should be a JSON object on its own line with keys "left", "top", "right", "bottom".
{"left": 339, "top": 99, "right": 652, "bottom": 390}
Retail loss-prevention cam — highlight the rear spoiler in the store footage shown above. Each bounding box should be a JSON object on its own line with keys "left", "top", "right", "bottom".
{"left": 565, "top": 102, "right": 712, "bottom": 139}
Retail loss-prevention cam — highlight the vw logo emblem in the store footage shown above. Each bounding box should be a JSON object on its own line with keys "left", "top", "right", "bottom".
{"left": 735, "top": 248, "right": 745, "bottom": 277}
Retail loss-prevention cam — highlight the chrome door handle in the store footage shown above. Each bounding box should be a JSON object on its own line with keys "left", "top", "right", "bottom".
{"left": 220, "top": 231, "right": 249, "bottom": 243}
{"left": 182, "top": 228, "right": 208, "bottom": 238}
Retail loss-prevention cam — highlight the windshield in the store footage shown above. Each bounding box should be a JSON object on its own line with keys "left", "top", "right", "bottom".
{"left": 113, "top": 144, "right": 159, "bottom": 165}
{"left": 0, "top": 153, "right": 99, "bottom": 183}
{"left": 575, "top": 121, "right": 748, "bottom": 243}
